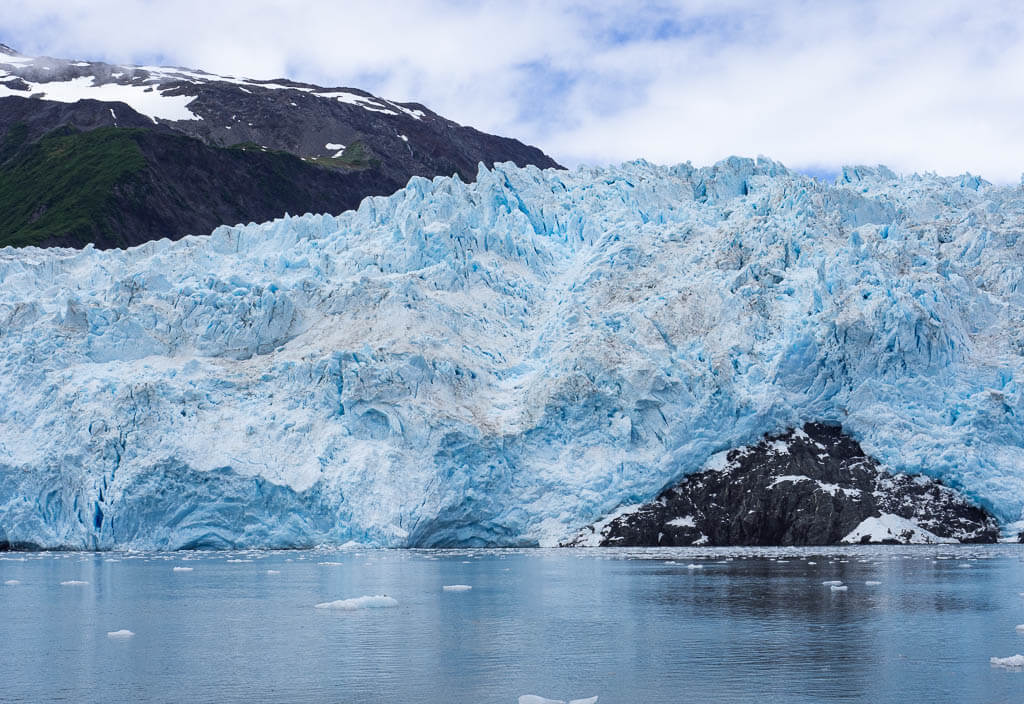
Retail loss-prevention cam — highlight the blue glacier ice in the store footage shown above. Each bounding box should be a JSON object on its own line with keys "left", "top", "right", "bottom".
{"left": 1, "top": 157, "right": 1023, "bottom": 549}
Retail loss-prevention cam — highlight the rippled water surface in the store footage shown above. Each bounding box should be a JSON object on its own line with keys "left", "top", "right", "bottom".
{"left": 2, "top": 545, "right": 1023, "bottom": 703}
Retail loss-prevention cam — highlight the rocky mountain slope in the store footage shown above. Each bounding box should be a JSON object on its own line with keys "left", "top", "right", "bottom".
{"left": 0, "top": 44, "right": 560, "bottom": 248}
{"left": 564, "top": 423, "right": 999, "bottom": 546}
{"left": 1, "top": 158, "right": 1023, "bottom": 550}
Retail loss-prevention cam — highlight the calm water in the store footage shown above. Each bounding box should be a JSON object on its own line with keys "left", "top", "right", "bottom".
{"left": 1, "top": 546, "right": 1023, "bottom": 703}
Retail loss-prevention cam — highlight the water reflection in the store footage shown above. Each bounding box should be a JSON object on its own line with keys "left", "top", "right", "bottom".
{"left": 0, "top": 545, "right": 1021, "bottom": 703}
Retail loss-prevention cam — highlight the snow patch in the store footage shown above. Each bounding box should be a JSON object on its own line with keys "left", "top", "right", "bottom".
{"left": 841, "top": 514, "right": 957, "bottom": 544}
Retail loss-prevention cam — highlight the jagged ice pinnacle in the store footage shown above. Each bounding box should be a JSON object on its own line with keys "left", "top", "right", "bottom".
{"left": 1, "top": 157, "right": 1023, "bottom": 549}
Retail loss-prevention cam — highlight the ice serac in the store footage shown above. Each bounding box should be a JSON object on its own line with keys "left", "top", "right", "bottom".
{"left": 1, "top": 157, "right": 1023, "bottom": 549}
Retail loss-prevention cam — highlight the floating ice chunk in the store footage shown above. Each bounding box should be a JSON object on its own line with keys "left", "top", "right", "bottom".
{"left": 1015, "top": 624, "right": 1024, "bottom": 633}
{"left": 105, "top": 558, "right": 120, "bottom": 562}
{"left": 318, "top": 561, "right": 342, "bottom": 566}
{"left": 807, "top": 561, "right": 817, "bottom": 565}
{"left": 266, "top": 570, "right": 281, "bottom": 574}
{"left": 865, "top": 581, "right": 882, "bottom": 586}
{"left": 314, "top": 595, "right": 398, "bottom": 610}
{"left": 172, "top": 566, "right": 193, "bottom": 572}
{"left": 990, "top": 654, "right": 1024, "bottom": 670}
{"left": 686, "top": 563, "right": 703, "bottom": 570}
{"left": 822, "top": 581, "right": 843, "bottom": 586}
{"left": 226, "top": 559, "right": 252, "bottom": 563}
{"left": 831, "top": 585, "right": 848, "bottom": 592}
{"left": 107, "top": 629, "right": 134, "bottom": 638}
{"left": 442, "top": 584, "right": 472, "bottom": 592}
{"left": 61, "top": 580, "right": 87, "bottom": 586}
{"left": 4, "top": 579, "right": 20, "bottom": 585}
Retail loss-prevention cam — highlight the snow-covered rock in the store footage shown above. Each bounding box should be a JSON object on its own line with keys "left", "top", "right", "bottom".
{"left": 563, "top": 424, "right": 998, "bottom": 546}
{"left": 1, "top": 157, "right": 1024, "bottom": 549}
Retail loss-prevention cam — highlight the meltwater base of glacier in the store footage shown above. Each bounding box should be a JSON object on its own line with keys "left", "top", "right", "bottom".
{"left": 2, "top": 157, "right": 1023, "bottom": 549}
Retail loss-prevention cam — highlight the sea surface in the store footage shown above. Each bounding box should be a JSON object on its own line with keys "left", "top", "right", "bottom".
{"left": 1, "top": 545, "right": 1023, "bottom": 703}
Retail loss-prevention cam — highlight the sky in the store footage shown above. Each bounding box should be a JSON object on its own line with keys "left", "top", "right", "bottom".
{"left": 1, "top": 0, "right": 1022, "bottom": 182}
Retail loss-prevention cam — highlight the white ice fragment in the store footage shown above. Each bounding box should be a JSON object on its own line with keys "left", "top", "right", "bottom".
{"left": 266, "top": 569, "right": 281, "bottom": 574}
{"left": 1015, "top": 624, "right": 1024, "bottom": 633}
{"left": 318, "top": 561, "right": 342, "bottom": 566}
{"left": 226, "top": 559, "right": 251, "bottom": 563}
{"left": 4, "top": 579, "right": 20, "bottom": 585}
{"left": 865, "top": 581, "right": 882, "bottom": 586}
{"left": 107, "top": 629, "right": 134, "bottom": 638}
{"left": 831, "top": 585, "right": 848, "bottom": 592}
{"left": 990, "top": 654, "right": 1024, "bottom": 670}
{"left": 61, "top": 580, "right": 88, "bottom": 586}
{"left": 686, "top": 563, "right": 703, "bottom": 570}
{"left": 442, "top": 584, "right": 472, "bottom": 591}
{"left": 172, "top": 566, "right": 193, "bottom": 572}
{"left": 314, "top": 595, "right": 398, "bottom": 610}
{"left": 822, "top": 581, "right": 843, "bottom": 586}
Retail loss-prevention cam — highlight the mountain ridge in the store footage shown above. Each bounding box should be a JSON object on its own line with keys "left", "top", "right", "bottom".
{"left": 0, "top": 47, "right": 561, "bottom": 248}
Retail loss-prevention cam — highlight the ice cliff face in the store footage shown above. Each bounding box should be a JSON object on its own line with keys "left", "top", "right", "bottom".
{"left": 1, "top": 157, "right": 1023, "bottom": 549}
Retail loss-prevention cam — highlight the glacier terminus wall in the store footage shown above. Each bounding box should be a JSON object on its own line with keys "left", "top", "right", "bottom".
{"left": 1, "top": 157, "right": 1023, "bottom": 548}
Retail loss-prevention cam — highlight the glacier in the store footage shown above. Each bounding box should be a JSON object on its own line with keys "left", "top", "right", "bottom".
{"left": 1, "top": 157, "right": 1024, "bottom": 549}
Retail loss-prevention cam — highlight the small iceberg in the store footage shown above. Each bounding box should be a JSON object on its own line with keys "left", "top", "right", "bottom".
{"left": 315, "top": 595, "right": 398, "bottom": 610}
{"left": 831, "top": 585, "right": 848, "bottom": 592}
{"left": 266, "top": 570, "right": 281, "bottom": 575}
{"left": 865, "top": 581, "right": 882, "bottom": 586}
{"left": 990, "top": 654, "right": 1024, "bottom": 670}
{"left": 60, "top": 580, "right": 87, "bottom": 586}
{"left": 443, "top": 584, "right": 472, "bottom": 592}
{"left": 318, "top": 561, "right": 343, "bottom": 566}
{"left": 4, "top": 579, "right": 20, "bottom": 585}
{"left": 1015, "top": 624, "right": 1024, "bottom": 633}
{"left": 172, "top": 566, "right": 193, "bottom": 572}
{"left": 686, "top": 564, "right": 703, "bottom": 570}
{"left": 107, "top": 629, "right": 134, "bottom": 638}
{"left": 822, "top": 581, "right": 843, "bottom": 586}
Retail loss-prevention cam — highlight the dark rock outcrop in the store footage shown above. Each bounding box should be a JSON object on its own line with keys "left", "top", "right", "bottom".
{"left": 565, "top": 423, "right": 999, "bottom": 546}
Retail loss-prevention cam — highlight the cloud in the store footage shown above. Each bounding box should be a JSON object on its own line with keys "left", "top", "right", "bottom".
{"left": 1, "top": 0, "right": 1022, "bottom": 181}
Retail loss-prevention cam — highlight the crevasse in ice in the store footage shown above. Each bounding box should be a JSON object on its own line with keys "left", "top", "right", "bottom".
{"left": 1, "top": 157, "right": 1022, "bottom": 549}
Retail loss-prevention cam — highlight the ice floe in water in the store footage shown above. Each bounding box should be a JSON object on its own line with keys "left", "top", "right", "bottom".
{"left": 686, "top": 564, "right": 703, "bottom": 570}
{"left": 60, "top": 580, "right": 87, "bottom": 586}
{"left": 865, "top": 581, "right": 882, "bottom": 586}
{"left": 172, "top": 566, "right": 193, "bottom": 572}
{"left": 442, "top": 584, "right": 472, "bottom": 592}
{"left": 107, "top": 630, "right": 134, "bottom": 638}
{"left": 990, "top": 654, "right": 1024, "bottom": 670}
{"left": 1015, "top": 625, "right": 1024, "bottom": 633}
{"left": 831, "top": 585, "right": 848, "bottom": 592}
{"left": 822, "top": 581, "right": 844, "bottom": 586}
{"left": 4, "top": 579, "right": 20, "bottom": 585}
{"left": 266, "top": 570, "right": 280, "bottom": 575}
{"left": 314, "top": 595, "right": 398, "bottom": 610}
{"left": 318, "top": 561, "right": 342, "bottom": 566}
{"left": 519, "top": 697, "right": 598, "bottom": 704}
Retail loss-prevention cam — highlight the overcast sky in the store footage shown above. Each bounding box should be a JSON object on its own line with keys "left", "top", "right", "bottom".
{"left": 2, "top": 0, "right": 1022, "bottom": 182}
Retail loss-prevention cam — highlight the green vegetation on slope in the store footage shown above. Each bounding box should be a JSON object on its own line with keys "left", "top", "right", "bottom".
{"left": 0, "top": 126, "right": 147, "bottom": 248}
